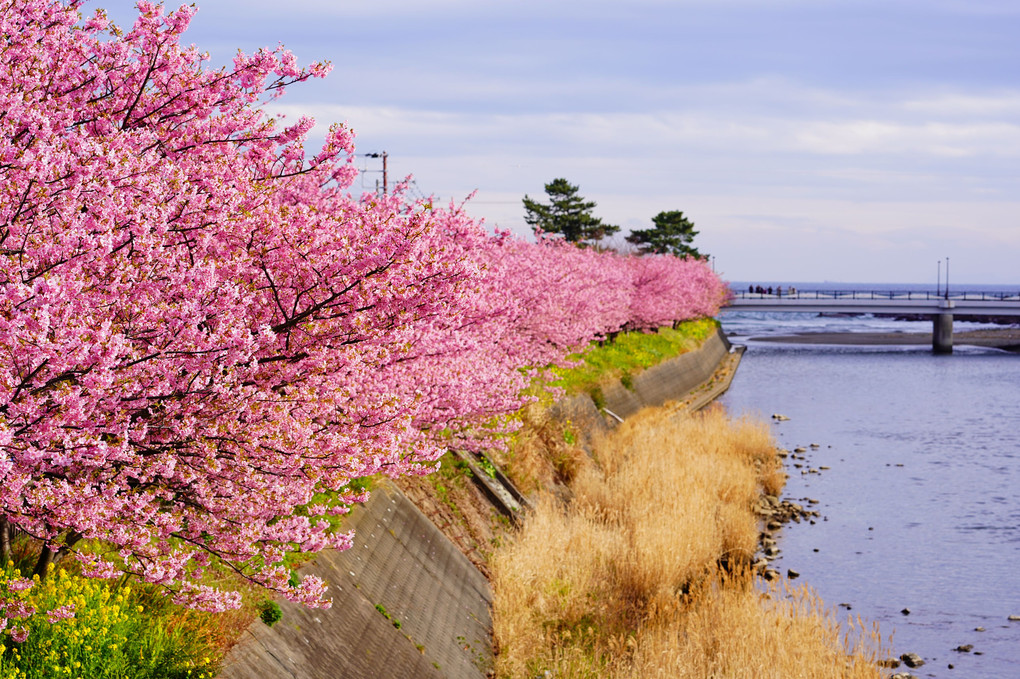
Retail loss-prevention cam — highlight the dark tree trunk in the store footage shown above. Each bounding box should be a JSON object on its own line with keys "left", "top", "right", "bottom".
{"left": 32, "top": 532, "right": 82, "bottom": 580}
{"left": 32, "top": 544, "right": 57, "bottom": 578}
{"left": 0, "top": 517, "right": 11, "bottom": 565}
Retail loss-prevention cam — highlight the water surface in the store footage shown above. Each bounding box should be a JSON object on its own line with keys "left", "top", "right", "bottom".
{"left": 718, "top": 336, "right": 1020, "bottom": 678}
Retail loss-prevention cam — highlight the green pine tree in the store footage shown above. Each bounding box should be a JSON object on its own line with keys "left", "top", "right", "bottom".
{"left": 522, "top": 178, "right": 619, "bottom": 245}
{"left": 626, "top": 210, "right": 702, "bottom": 257}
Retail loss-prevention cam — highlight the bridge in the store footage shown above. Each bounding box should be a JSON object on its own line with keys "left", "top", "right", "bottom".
{"left": 726, "top": 290, "right": 1020, "bottom": 354}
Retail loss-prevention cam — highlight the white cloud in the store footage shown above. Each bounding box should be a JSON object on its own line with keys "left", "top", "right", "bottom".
{"left": 273, "top": 93, "right": 1020, "bottom": 162}
{"left": 900, "top": 92, "right": 1020, "bottom": 117}
{"left": 793, "top": 120, "right": 1020, "bottom": 156}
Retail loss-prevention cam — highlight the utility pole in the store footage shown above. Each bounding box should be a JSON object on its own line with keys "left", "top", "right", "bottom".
{"left": 363, "top": 152, "right": 389, "bottom": 195}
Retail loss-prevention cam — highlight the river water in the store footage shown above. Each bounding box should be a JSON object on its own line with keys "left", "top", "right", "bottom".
{"left": 717, "top": 287, "right": 1020, "bottom": 679}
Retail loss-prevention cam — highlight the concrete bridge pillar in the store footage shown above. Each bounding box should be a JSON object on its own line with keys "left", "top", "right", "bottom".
{"left": 932, "top": 301, "right": 954, "bottom": 354}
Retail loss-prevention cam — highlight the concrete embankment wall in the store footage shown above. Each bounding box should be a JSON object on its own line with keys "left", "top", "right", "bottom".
{"left": 221, "top": 481, "right": 493, "bottom": 679}
{"left": 219, "top": 326, "right": 737, "bottom": 679}
{"left": 549, "top": 326, "right": 734, "bottom": 440}
{"left": 603, "top": 327, "right": 731, "bottom": 417}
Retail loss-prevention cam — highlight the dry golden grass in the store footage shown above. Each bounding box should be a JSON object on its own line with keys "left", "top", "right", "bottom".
{"left": 499, "top": 401, "right": 592, "bottom": 494}
{"left": 491, "top": 406, "right": 888, "bottom": 679}
{"left": 621, "top": 571, "right": 889, "bottom": 679}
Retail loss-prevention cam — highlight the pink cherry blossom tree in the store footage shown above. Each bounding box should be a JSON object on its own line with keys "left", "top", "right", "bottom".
{"left": 0, "top": 0, "right": 483, "bottom": 616}
{"left": 0, "top": 0, "right": 732, "bottom": 636}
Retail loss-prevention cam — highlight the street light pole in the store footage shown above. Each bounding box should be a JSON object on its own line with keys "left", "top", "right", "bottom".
{"left": 937, "top": 260, "right": 941, "bottom": 297}
{"left": 945, "top": 257, "right": 950, "bottom": 300}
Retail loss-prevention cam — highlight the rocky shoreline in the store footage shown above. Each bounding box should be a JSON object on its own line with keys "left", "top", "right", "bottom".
{"left": 755, "top": 415, "right": 1020, "bottom": 678}
{"left": 753, "top": 428, "right": 933, "bottom": 676}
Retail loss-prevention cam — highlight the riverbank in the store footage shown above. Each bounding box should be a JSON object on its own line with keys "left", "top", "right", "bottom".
{"left": 218, "top": 325, "right": 896, "bottom": 678}
{"left": 490, "top": 406, "right": 889, "bottom": 678}
{"left": 745, "top": 327, "right": 1020, "bottom": 351}
{"left": 488, "top": 329, "right": 894, "bottom": 677}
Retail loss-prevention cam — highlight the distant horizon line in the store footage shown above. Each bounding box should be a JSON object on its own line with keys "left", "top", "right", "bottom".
{"left": 725, "top": 280, "right": 1020, "bottom": 288}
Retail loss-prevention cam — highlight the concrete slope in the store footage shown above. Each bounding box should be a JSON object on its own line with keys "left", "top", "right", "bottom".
{"left": 600, "top": 327, "right": 731, "bottom": 420}
{"left": 220, "top": 481, "right": 492, "bottom": 679}
{"left": 548, "top": 326, "right": 735, "bottom": 442}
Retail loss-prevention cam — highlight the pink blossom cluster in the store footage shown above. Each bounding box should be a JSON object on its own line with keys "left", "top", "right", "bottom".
{"left": 626, "top": 254, "right": 731, "bottom": 331}
{"left": 0, "top": 0, "right": 729, "bottom": 624}
{"left": 0, "top": 580, "right": 36, "bottom": 644}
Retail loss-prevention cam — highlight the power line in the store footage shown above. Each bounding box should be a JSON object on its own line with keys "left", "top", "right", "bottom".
{"left": 406, "top": 180, "right": 429, "bottom": 202}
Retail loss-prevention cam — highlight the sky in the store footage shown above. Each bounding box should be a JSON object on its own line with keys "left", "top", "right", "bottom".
{"left": 91, "top": 0, "right": 1020, "bottom": 285}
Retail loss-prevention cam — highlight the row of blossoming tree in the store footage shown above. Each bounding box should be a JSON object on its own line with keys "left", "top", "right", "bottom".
{"left": 0, "top": 0, "right": 729, "bottom": 634}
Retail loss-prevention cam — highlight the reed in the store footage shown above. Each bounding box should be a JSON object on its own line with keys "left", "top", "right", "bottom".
{"left": 499, "top": 402, "right": 592, "bottom": 494}
{"left": 490, "top": 406, "right": 888, "bottom": 678}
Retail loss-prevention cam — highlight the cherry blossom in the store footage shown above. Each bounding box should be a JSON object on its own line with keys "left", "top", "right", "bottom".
{"left": 0, "top": 0, "right": 730, "bottom": 633}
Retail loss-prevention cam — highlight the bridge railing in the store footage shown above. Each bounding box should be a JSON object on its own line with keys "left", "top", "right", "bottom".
{"left": 730, "top": 289, "right": 1020, "bottom": 302}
